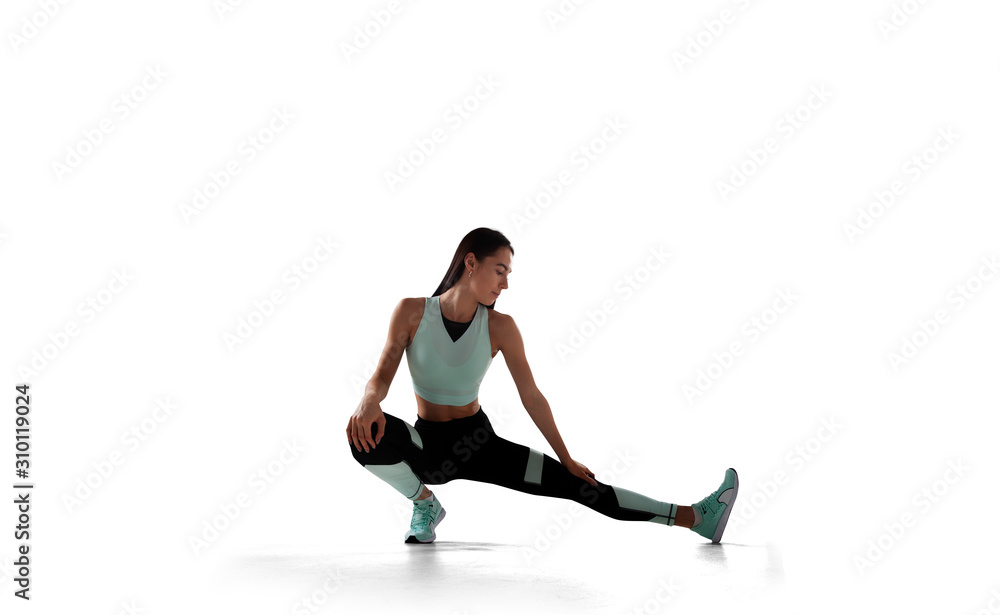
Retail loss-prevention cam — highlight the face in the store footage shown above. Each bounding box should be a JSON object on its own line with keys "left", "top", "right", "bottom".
{"left": 469, "top": 247, "right": 512, "bottom": 304}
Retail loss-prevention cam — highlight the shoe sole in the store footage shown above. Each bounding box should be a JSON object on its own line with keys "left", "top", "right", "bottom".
{"left": 712, "top": 468, "right": 739, "bottom": 544}
{"left": 404, "top": 507, "right": 446, "bottom": 544}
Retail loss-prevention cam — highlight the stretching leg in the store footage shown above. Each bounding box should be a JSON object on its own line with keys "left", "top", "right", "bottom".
{"left": 459, "top": 427, "right": 685, "bottom": 526}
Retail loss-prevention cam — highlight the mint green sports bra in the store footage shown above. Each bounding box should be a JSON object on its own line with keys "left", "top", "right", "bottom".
{"left": 405, "top": 295, "right": 494, "bottom": 406}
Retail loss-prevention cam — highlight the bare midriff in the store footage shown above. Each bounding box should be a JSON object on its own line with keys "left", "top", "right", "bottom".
{"left": 415, "top": 395, "right": 481, "bottom": 422}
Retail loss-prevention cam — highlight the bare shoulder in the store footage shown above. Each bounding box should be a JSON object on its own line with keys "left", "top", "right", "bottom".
{"left": 487, "top": 304, "right": 512, "bottom": 325}
{"left": 394, "top": 297, "right": 428, "bottom": 347}
{"left": 487, "top": 306, "right": 514, "bottom": 350}
{"left": 400, "top": 296, "right": 427, "bottom": 313}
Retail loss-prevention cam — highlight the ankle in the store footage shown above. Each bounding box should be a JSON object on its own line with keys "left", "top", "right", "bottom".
{"left": 415, "top": 488, "right": 433, "bottom": 500}
{"left": 675, "top": 505, "right": 695, "bottom": 529}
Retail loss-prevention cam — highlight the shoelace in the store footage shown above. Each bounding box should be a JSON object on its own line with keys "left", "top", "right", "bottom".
{"left": 411, "top": 502, "right": 434, "bottom": 530}
{"left": 696, "top": 485, "right": 723, "bottom": 518}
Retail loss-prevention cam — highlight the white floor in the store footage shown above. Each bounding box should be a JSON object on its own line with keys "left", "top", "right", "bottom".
{"left": 209, "top": 538, "right": 787, "bottom": 614}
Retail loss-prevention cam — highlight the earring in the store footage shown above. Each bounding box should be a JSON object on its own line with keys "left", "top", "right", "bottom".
{"left": 468, "top": 272, "right": 471, "bottom": 277}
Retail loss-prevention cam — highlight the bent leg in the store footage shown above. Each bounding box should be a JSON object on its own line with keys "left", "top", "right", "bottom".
{"left": 462, "top": 430, "right": 678, "bottom": 525}
{"left": 350, "top": 412, "right": 431, "bottom": 501}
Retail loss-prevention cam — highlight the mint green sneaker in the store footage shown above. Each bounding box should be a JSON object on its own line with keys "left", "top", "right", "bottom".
{"left": 404, "top": 495, "right": 446, "bottom": 544}
{"left": 691, "top": 468, "right": 739, "bottom": 543}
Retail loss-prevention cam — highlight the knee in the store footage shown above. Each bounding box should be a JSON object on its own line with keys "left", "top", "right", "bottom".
{"left": 348, "top": 422, "right": 380, "bottom": 464}
{"left": 351, "top": 421, "right": 409, "bottom": 466}
{"left": 349, "top": 440, "right": 366, "bottom": 465}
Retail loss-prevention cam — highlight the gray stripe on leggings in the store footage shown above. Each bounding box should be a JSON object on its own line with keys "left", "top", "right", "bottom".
{"left": 612, "top": 486, "right": 677, "bottom": 524}
{"left": 405, "top": 422, "right": 423, "bottom": 450}
{"left": 524, "top": 448, "right": 544, "bottom": 485}
{"left": 363, "top": 461, "right": 423, "bottom": 500}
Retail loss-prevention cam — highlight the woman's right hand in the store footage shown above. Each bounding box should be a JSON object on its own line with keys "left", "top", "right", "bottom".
{"left": 347, "top": 397, "right": 386, "bottom": 453}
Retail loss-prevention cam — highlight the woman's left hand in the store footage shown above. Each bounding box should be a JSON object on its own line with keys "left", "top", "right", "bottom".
{"left": 563, "top": 458, "right": 598, "bottom": 487}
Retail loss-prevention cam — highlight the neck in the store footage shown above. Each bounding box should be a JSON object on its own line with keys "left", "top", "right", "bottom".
{"left": 438, "top": 286, "right": 478, "bottom": 322}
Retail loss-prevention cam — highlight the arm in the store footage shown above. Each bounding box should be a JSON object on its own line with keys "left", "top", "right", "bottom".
{"left": 349, "top": 298, "right": 419, "bottom": 452}
{"left": 498, "top": 314, "right": 572, "bottom": 463}
{"left": 524, "top": 393, "right": 573, "bottom": 464}
{"left": 362, "top": 297, "right": 419, "bottom": 405}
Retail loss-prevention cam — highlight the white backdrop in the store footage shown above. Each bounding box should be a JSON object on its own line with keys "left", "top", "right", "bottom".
{"left": 2, "top": 1, "right": 998, "bottom": 613}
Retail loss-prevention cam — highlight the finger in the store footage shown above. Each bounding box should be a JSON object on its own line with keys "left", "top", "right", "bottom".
{"left": 349, "top": 421, "right": 363, "bottom": 452}
{"left": 363, "top": 421, "right": 377, "bottom": 451}
{"left": 353, "top": 420, "right": 370, "bottom": 453}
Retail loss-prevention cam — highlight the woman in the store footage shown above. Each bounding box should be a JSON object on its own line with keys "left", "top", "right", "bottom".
{"left": 348, "top": 227, "right": 739, "bottom": 544}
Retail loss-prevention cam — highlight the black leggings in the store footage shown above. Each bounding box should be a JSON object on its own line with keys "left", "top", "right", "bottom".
{"left": 350, "top": 406, "right": 678, "bottom": 525}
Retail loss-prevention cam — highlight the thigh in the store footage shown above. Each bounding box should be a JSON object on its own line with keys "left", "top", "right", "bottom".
{"left": 354, "top": 411, "right": 436, "bottom": 479}
{"left": 410, "top": 418, "right": 487, "bottom": 486}
{"left": 461, "top": 429, "right": 594, "bottom": 503}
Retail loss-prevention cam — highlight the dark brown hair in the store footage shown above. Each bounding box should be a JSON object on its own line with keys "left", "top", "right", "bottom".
{"left": 431, "top": 227, "right": 514, "bottom": 309}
